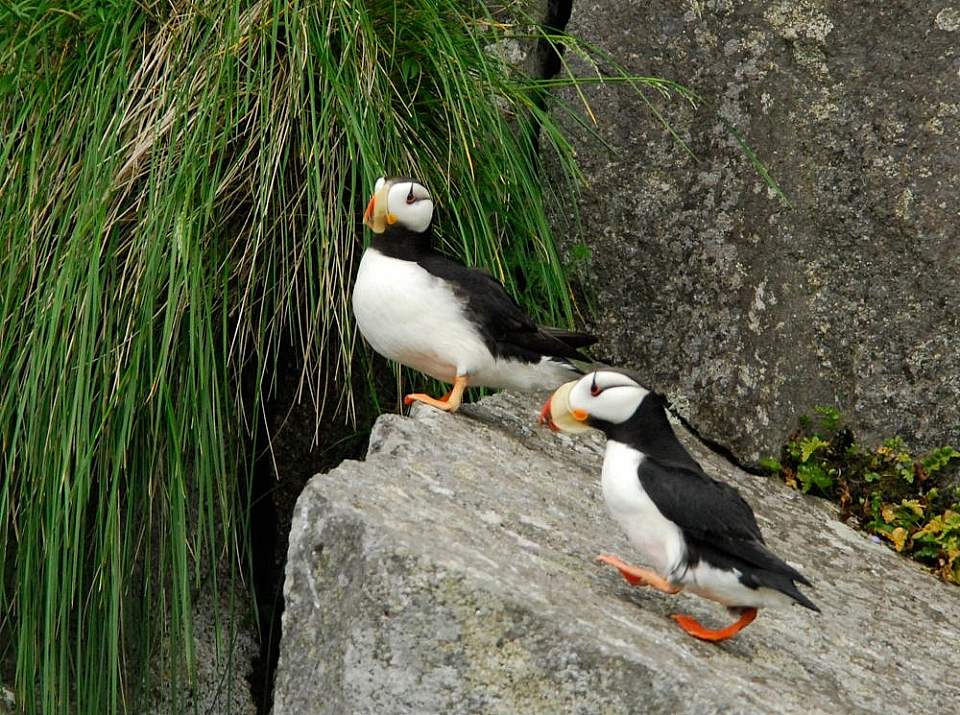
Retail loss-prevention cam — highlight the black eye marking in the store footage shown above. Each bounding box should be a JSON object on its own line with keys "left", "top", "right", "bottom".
{"left": 406, "top": 183, "right": 416, "bottom": 204}
{"left": 590, "top": 375, "right": 601, "bottom": 396}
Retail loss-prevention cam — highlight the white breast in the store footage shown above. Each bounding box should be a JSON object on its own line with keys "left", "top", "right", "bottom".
{"left": 352, "top": 248, "right": 492, "bottom": 382}
{"left": 601, "top": 441, "right": 687, "bottom": 576}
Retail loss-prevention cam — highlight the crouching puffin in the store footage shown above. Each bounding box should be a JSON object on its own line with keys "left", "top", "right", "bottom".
{"left": 539, "top": 369, "right": 819, "bottom": 641}
{"left": 353, "top": 176, "right": 596, "bottom": 412}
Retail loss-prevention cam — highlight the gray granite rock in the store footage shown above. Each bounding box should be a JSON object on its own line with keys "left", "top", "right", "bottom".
{"left": 0, "top": 685, "right": 14, "bottom": 715}
{"left": 144, "top": 586, "right": 258, "bottom": 715}
{"left": 548, "top": 1, "right": 960, "bottom": 463}
{"left": 274, "top": 392, "right": 960, "bottom": 714}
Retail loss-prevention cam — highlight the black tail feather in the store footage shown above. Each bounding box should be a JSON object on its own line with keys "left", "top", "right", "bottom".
{"left": 541, "top": 327, "right": 598, "bottom": 349}
{"left": 755, "top": 571, "right": 820, "bottom": 612}
{"left": 696, "top": 540, "right": 819, "bottom": 612}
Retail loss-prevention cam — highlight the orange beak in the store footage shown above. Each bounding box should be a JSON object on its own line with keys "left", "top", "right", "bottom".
{"left": 363, "top": 194, "right": 375, "bottom": 226}
{"left": 539, "top": 397, "right": 560, "bottom": 431}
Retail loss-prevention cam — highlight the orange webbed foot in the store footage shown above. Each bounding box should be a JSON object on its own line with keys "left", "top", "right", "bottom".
{"left": 596, "top": 554, "right": 681, "bottom": 594}
{"left": 671, "top": 608, "right": 758, "bottom": 642}
{"left": 403, "top": 393, "right": 457, "bottom": 410}
{"left": 403, "top": 375, "right": 468, "bottom": 412}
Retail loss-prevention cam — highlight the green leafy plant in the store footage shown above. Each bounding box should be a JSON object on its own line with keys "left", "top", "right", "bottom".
{"left": 762, "top": 408, "right": 960, "bottom": 585}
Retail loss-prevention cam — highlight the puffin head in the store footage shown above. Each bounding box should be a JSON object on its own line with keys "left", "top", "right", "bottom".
{"left": 539, "top": 369, "right": 650, "bottom": 434}
{"left": 363, "top": 176, "right": 434, "bottom": 234}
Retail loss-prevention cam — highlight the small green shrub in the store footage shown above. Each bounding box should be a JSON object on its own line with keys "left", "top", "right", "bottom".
{"left": 762, "top": 409, "right": 960, "bottom": 584}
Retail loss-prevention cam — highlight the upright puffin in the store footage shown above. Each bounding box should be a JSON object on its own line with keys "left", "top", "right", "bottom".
{"left": 540, "top": 369, "right": 819, "bottom": 642}
{"left": 353, "top": 176, "right": 596, "bottom": 412}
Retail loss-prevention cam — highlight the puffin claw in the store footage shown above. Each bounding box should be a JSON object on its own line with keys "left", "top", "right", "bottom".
{"left": 403, "top": 393, "right": 456, "bottom": 411}
{"left": 671, "top": 608, "right": 758, "bottom": 642}
{"left": 402, "top": 376, "right": 468, "bottom": 413}
{"left": 596, "top": 554, "right": 680, "bottom": 594}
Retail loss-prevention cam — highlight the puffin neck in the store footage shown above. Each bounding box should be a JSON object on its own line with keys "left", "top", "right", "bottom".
{"left": 370, "top": 225, "right": 434, "bottom": 260}
{"left": 602, "top": 395, "right": 702, "bottom": 471}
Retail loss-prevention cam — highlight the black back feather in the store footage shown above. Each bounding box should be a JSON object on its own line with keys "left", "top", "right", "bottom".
{"left": 371, "top": 228, "right": 596, "bottom": 364}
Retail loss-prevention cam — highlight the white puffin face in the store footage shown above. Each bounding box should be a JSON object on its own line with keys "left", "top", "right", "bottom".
{"left": 363, "top": 176, "right": 434, "bottom": 234}
{"left": 540, "top": 370, "right": 649, "bottom": 434}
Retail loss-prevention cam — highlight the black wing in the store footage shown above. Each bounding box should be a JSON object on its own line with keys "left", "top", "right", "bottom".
{"left": 417, "top": 253, "right": 595, "bottom": 363}
{"left": 639, "top": 459, "right": 764, "bottom": 544}
{"left": 639, "top": 458, "right": 812, "bottom": 587}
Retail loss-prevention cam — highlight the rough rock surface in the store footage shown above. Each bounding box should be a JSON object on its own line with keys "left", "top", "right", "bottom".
{"left": 548, "top": 1, "right": 960, "bottom": 462}
{"left": 0, "top": 685, "right": 14, "bottom": 715}
{"left": 274, "top": 392, "right": 960, "bottom": 714}
{"left": 145, "top": 587, "right": 258, "bottom": 715}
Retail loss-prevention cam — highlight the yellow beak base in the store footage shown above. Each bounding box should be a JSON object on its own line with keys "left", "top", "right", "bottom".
{"left": 544, "top": 380, "right": 594, "bottom": 434}
{"left": 363, "top": 184, "right": 392, "bottom": 234}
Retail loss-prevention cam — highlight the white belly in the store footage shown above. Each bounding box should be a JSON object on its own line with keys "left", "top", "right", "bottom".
{"left": 602, "top": 441, "right": 687, "bottom": 576}
{"left": 353, "top": 248, "right": 580, "bottom": 390}
{"left": 352, "top": 249, "right": 492, "bottom": 382}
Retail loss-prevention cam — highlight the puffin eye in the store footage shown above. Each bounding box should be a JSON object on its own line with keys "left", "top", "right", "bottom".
{"left": 590, "top": 375, "right": 601, "bottom": 396}
{"left": 405, "top": 193, "right": 416, "bottom": 205}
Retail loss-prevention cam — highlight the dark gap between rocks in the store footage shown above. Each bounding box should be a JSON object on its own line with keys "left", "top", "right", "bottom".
{"left": 528, "top": 0, "right": 575, "bottom": 154}
{"left": 246, "top": 341, "right": 378, "bottom": 715}
{"left": 665, "top": 402, "right": 769, "bottom": 477}
{"left": 537, "top": 0, "right": 575, "bottom": 80}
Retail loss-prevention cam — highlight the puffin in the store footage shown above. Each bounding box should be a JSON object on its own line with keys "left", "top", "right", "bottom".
{"left": 353, "top": 176, "right": 596, "bottom": 412}
{"left": 539, "top": 369, "right": 819, "bottom": 642}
